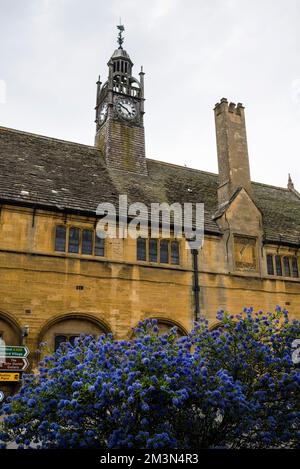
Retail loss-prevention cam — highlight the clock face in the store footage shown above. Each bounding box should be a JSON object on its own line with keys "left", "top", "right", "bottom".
{"left": 98, "top": 102, "right": 108, "bottom": 124}
{"left": 115, "top": 97, "right": 137, "bottom": 120}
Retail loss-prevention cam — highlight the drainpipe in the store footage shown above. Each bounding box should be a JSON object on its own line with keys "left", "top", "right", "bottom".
{"left": 191, "top": 249, "right": 201, "bottom": 322}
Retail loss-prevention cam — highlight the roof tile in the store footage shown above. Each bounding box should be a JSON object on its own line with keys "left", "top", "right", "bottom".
{"left": 1, "top": 126, "right": 300, "bottom": 245}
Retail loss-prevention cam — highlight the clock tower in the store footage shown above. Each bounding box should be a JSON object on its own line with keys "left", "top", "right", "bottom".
{"left": 95, "top": 25, "right": 148, "bottom": 175}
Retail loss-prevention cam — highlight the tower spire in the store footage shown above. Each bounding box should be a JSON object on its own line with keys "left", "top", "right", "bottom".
{"left": 117, "top": 23, "right": 125, "bottom": 49}
{"left": 288, "top": 173, "right": 295, "bottom": 190}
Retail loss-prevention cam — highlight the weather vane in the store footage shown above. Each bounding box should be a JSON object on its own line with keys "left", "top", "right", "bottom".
{"left": 117, "top": 22, "right": 125, "bottom": 49}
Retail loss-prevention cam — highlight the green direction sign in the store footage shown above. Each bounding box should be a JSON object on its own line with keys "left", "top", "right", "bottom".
{"left": 0, "top": 346, "right": 29, "bottom": 358}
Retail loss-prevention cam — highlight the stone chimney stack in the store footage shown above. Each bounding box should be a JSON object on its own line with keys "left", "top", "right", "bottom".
{"left": 214, "top": 98, "right": 252, "bottom": 207}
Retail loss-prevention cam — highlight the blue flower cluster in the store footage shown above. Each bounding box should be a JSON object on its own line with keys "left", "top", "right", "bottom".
{"left": 0, "top": 309, "right": 299, "bottom": 449}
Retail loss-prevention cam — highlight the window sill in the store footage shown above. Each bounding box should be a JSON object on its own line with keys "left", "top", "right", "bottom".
{"left": 266, "top": 274, "right": 300, "bottom": 282}
{"left": 55, "top": 251, "right": 105, "bottom": 259}
{"left": 137, "top": 260, "right": 181, "bottom": 269}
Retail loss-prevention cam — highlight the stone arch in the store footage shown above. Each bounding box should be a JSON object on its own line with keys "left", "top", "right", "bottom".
{"left": 209, "top": 321, "right": 228, "bottom": 335}
{"left": 0, "top": 310, "right": 22, "bottom": 345}
{"left": 0, "top": 311, "right": 22, "bottom": 396}
{"left": 152, "top": 317, "right": 188, "bottom": 337}
{"left": 38, "top": 313, "right": 112, "bottom": 352}
{"left": 209, "top": 321, "right": 223, "bottom": 331}
{"left": 132, "top": 317, "right": 188, "bottom": 338}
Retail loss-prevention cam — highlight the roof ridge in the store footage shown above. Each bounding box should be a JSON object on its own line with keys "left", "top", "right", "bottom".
{"left": 147, "top": 158, "right": 294, "bottom": 193}
{"left": 252, "top": 180, "right": 292, "bottom": 192}
{"left": 0, "top": 125, "right": 98, "bottom": 151}
{"left": 147, "top": 157, "right": 219, "bottom": 177}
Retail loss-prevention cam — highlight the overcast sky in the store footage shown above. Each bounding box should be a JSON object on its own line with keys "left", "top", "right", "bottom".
{"left": 1, "top": 0, "right": 300, "bottom": 189}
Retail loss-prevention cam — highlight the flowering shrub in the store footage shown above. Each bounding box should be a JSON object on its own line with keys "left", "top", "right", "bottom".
{"left": 0, "top": 307, "right": 300, "bottom": 449}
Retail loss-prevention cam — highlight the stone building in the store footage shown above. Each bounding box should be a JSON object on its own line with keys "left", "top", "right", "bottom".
{"left": 1, "top": 29, "right": 300, "bottom": 380}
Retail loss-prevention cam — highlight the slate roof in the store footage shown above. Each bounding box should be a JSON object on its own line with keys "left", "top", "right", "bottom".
{"left": 1, "top": 125, "right": 300, "bottom": 246}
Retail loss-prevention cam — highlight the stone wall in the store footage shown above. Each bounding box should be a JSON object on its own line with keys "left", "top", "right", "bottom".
{"left": 0, "top": 204, "right": 300, "bottom": 372}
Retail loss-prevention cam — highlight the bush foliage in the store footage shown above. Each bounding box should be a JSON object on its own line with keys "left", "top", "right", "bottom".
{"left": 1, "top": 307, "right": 300, "bottom": 449}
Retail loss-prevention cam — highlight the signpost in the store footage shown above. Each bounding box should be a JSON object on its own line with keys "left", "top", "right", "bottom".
{"left": 0, "top": 345, "right": 30, "bottom": 382}
{"left": 0, "top": 346, "right": 29, "bottom": 358}
{"left": 0, "top": 357, "right": 29, "bottom": 372}
{"left": 0, "top": 372, "right": 20, "bottom": 382}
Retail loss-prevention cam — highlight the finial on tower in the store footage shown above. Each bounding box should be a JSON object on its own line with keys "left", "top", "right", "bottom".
{"left": 117, "top": 22, "right": 125, "bottom": 49}
{"left": 288, "top": 173, "right": 295, "bottom": 190}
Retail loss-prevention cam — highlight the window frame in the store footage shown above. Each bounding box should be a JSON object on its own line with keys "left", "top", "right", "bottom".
{"left": 149, "top": 238, "right": 158, "bottom": 263}
{"left": 159, "top": 239, "right": 170, "bottom": 264}
{"left": 54, "top": 225, "right": 67, "bottom": 253}
{"left": 137, "top": 237, "right": 147, "bottom": 261}
{"left": 275, "top": 255, "right": 283, "bottom": 276}
{"left": 292, "top": 256, "right": 299, "bottom": 278}
{"left": 283, "top": 256, "right": 291, "bottom": 277}
{"left": 68, "top": 227, "right": 80, "bottom": 254}
{"left": 94, "top": 231, "right": 105, "bottom": 257}
{"left": 136, "top": 238, "right": 181, "bottom": 266}
{"left": 54, "top": 333, "right": 80, "bottom": 351}
{"left": 171, "top": 240, "right": 180, "bottom": 265}
{"left": 266, "top": 253, "right": 299, "bottom": 279}
{"left": 81, "top": 229, "right": 94, "bottom": 255}
{"left": 266, "top": 253, "right": 275, "bottom": 275}
{"left": 54, "top": 225, "right": 105, "bottom": 258}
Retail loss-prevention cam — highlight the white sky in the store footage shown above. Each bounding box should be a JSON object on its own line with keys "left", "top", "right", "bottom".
{"left": 1, "top": 0, "right": 300, "bottom": 189}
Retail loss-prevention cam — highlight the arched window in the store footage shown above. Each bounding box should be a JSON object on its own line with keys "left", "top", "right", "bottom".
{"left": 0, "top": 313, "right": 21, "bottom": 345}
{"left": 39, "top": 315, "right": 110, "bottom": 353}
{"left": 209, "top": 322, "right": 225, "bottom": 333}
{"left": 132, "top": 318, "right": 186, "bottom": 339}
{"left": 150, "top": 319, "right": 186, "bottom": 338}
{"left": 54, "top": 334, "right": 80, "bottom": 351}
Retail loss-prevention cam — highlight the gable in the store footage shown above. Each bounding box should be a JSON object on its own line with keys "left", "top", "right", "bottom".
{"left": 216, "top": 188, "right": 262, "bottom": 236}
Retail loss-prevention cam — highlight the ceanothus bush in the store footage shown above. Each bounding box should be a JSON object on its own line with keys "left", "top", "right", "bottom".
{"left": 0, "top": 306, "right": 299, "bottom": 449}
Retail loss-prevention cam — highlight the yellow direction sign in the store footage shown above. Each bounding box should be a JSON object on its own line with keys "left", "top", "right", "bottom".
{"left": 0, "top": 372, "right": 20, "bottom": 382}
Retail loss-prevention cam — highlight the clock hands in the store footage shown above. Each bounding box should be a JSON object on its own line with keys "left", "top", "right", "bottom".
{"left": 115, "top": 98, "right": 136, "bottom": 119}
{"left": 119, "top": 102, "right": 134, "bottom": 117}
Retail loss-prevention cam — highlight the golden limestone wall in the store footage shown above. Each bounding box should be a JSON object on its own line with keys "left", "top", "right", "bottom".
{"left": 0, "top": 204, "right": 300, "bottom": 369}
{"left": 0, "top": 205, "right": 193, "bottom": 365}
